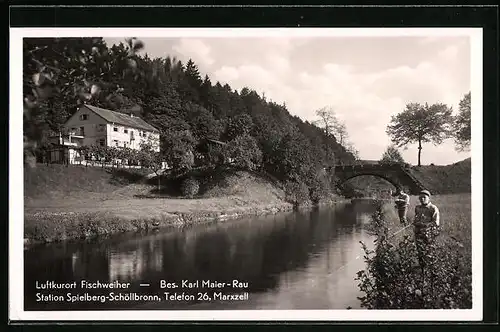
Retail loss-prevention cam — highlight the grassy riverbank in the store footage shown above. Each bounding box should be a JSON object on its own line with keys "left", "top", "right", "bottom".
{"left": 24, "top": 164, "right": 314, "bottom": 244}
{"left": 382, "top": 193, "right": 471, "bottom": 250}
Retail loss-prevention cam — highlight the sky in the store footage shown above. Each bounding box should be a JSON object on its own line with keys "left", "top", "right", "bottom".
{"left": 105, "top": 34, "right": 472, "bottom": 165}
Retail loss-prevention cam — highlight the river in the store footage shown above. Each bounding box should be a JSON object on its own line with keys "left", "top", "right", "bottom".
{"left": 24, "top": 199, "right": 379, "bottom": 311}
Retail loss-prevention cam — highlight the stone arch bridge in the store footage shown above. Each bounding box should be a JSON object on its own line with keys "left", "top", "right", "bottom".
{"left": 331, "top": 163, "right": 427, "bottom": 195}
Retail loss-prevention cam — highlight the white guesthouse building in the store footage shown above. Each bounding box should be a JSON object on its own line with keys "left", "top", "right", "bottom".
{"left": 48, "top": 104, "right": 160, "bottom": 165}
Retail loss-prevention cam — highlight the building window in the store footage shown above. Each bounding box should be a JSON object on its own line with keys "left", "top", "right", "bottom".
{"left": 99, "top": 139, "right": 105, "bottom": 146}
{"left": 124, "top": 129, "right": 128, "bottom": 134}
{"left": 97, "top": 124, "right": 105, "bottom": 132}
{"left": 79, "top": 126, "right": 85, "bottom": 136}
{"left": 124, "top": 142, "right": 128, "bottom": 148}
{"left": 113, "top": 140, "right": 119, "bottom": 147}
{"left": 113, "top": 127, "right": 118, "bottom": 132}
{"left": 80, "top": 114, "right": 89, "bottom": 121}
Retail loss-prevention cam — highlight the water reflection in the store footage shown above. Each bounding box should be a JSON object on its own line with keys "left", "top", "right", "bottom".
{"left": 24, "top": 200, "right": 378, "bottom": 310}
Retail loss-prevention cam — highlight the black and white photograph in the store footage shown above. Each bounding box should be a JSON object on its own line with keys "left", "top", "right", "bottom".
{"left": 10, "top": 27, "right": 482, "bottom": 321}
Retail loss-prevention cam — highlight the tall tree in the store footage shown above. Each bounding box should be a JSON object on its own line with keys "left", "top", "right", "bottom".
{"left": 313, "top": 106, "right": 348, "bottom": 145}
{"left": 312, "top": 106, "right": 353, "bottom": 164}
{"left": 224, "top": 113, "right": 254, "bottom": 141}
{"left": 386, "top": 102, "right": 453, "bottom": 166}
{"left": 184, "top": 102, "right": 224, "bottom": 141}
{"left": 162, "top": 56, "right": 183, "bottom": 83}
{"left": 224, "top": 134, "right": 263, "bottom": 171}
{"left": 271, "top": 131, "right": 317, "bottom": 184}
{"left": 199, "top": 74, "right": 214, "bottom": 111}
{"left": 184, "top": 59, "right": 202, "bottom": 86}
{"left": 334, "top": 121, "right": 348, "bottom": 146}
{"left": 139, "top": 135, "right": 163, "bottom": 191}
{"left": 179, "top": 59, "right": 203, "bottom": 102}
{"left": 453, "top": 92, "right": 471, "bottom": 152}
{"left": 380, "top": 145, "right": 405, "bottom": 164}
{"left": 313, "top": 106, "right": 337, "bottom": 137}
{"left": 210, "top": 82, "right": 232, "bottom": 119}
{"left": 161, "top": 129, "right": 197, "bottom": 171}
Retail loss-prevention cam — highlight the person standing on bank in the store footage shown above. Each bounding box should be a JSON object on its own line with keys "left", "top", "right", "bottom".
{"left": 413, "top": 190, "right": 440, "bottom": 269}
{"left": 393, "top": 186, "right": 410, "bottom": 225}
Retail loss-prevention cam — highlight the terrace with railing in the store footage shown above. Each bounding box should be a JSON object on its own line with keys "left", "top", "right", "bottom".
{"left": 47, "top": 129, "right": 84, "bottom": 146}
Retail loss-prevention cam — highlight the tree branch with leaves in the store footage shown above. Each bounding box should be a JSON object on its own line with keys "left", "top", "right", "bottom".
{"left": 313, "top": 106, "right": 348, "bottom": 144}
{"left": 452, "top": 92, "right": 471, "bottom": 152}
{"left": 23, "top": 37, "right": 145, "bottom": 167}
{"left": 380, "top": 145, "right": 406, "bottom": 165}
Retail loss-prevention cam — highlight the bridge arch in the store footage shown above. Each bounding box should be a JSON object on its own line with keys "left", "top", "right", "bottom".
{"left": 340, "top": 173, "right": 401, "bottom": 190}
{"left": 332, "top": 163, "right": 426, "bottom": 195}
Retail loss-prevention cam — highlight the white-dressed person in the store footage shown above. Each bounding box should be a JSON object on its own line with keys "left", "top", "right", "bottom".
{"left": 413, "top": 190, "right": 440, "bottom": 269}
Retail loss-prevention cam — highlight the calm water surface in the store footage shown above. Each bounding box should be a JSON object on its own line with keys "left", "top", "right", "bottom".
{"left": 24, "top": 200, "right": 378, "bottom": 310}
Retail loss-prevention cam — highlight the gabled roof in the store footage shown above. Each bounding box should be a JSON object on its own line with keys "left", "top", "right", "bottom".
{"left": 81, "top": 104, "right": 159, "bottom": 133}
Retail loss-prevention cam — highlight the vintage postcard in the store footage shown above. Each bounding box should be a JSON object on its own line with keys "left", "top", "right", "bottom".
{"left": 10, "top": 26, "right": 483, "bottom": 321}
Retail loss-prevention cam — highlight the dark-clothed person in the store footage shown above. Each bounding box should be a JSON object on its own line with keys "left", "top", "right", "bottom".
{"left": 393, "top": 187, "right": 410, "bottom": 225}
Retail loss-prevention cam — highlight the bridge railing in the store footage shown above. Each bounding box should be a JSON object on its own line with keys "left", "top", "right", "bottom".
{"left": 337, "top": 162, "right": 413, "bottom": 169}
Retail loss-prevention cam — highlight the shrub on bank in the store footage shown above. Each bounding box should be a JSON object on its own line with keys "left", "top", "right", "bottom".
{"left": 308, "top": 171, "right": 332, "bottom": 204}
{"left": 355, "top": 203, "right": 472, "bottom": 309}
{"left": 181, "top": 177, "right": 200, "bottom": 198}
{"left": 284, "top": 180, "right": 310, "bottom": 207}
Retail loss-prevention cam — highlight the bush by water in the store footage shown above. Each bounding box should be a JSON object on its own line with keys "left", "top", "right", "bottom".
{"left": 355, "top": 195, "right": 472, "bottom": 309}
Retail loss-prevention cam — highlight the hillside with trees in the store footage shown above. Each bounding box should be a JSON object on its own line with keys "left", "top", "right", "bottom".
{"left": 23, "top": 37, "right": 472, "bottom": 203}
{"left": 23, "top": 37, "right": 357, "bottom": 204}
